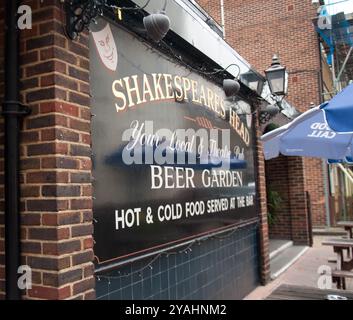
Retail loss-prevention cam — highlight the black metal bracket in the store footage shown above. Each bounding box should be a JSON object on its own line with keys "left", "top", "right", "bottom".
{"left": 65, "top": 0, "right": 106, "bottom": 40}
{"left": 259, "top": 111, "right": 272, "bottom": 125}
{"left": 1, "top": 101, "right": 31, "bottom": 117}
{"left": 258, "top": 95, "right": 284, "bottom": 125}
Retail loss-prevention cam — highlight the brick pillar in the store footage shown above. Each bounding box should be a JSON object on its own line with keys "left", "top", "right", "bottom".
{"left": 305, "top": 157, "right": 327, "bottom": 227}
{"left": 254, "top": 110, "right": 271, "bottom": 285}
{"left": 288, "top": 157, "right": 310, "bottom": 245}
{"left": 0, "top": 0, "right": 5, "bottom": 300}
{"left": 17, "top": 1, "right": 94, "bottom": 299}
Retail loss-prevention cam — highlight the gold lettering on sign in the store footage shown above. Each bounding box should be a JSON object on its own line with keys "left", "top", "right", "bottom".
{"left": 229, "top": 109, "right": 250, "bottom": 146}
{"left": 111, "top": 73, "right": 250, "bottom": 146}
{"left": 124, "top": 75, "right": 143, "bottom": 107}
{"left": 112, "top": 79, "right": 127, "bottom": 112}
{"left": 142, "top": 74, "right": 155, "bottom": 103}
{"left": 152, "top": 73, "right": 165, "bottom": 100}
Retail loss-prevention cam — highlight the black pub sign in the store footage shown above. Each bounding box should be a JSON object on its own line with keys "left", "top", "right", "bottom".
{"left": 90, "top": 18, "right": 258, "bottom": 267}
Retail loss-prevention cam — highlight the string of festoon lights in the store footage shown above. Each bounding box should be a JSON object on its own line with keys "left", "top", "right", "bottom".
{"left": 95, "top": 220, "right": 258, "bottom": 283}
{"left": 82, "top": 0, "right": 243, "bottom": 97}
{"left": 160, "top": 40, "right": 243, "bottom": 99}
{"left": 95, "top": 221, "right": 259, "bottom": 300}
{"left": 63, "top": 0, "right": 246, "bottom": 98}
{"left": 111, "top": 0, "right": 152, "bottom": 11}
{"left": 160, "top": 40, "right": 241, "bottom": 78}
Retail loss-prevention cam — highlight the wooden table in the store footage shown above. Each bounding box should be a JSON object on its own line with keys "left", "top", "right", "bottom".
{"left": 266, "top": 284, "right": 353, "bottom": 300}
{"left": 337, "top": 221, "right": 353, "bottom": 239}
{"left": 322, "top": 238, "right": 353, "bottom": 271}
{"left": 327, "top": 221, "right": 353, "bottom": 262}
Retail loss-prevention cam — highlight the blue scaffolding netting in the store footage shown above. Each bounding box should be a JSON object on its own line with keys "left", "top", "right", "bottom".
{"left": 315, "top": 5, "right": 353, "bottom": 66}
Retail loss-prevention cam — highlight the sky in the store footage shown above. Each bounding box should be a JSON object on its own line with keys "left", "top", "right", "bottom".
{"left": 324, "top": 0, "right": 353, "bottom": 14}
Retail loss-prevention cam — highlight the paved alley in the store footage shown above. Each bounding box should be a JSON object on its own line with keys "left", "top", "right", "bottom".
{"left": 245, "top": 236, "right": 353, "bottom": 299}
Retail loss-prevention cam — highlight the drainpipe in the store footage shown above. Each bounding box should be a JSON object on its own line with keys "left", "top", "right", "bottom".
{"left": 220, "top": 0, "right": 225, "bottom": 39}
{"left": 3, "top": 0, "right": 30, "bottom": 300}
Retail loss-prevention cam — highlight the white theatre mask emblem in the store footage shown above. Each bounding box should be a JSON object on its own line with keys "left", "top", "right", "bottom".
{"left": 92, "top": 23, "right": 118, "bottom": 72}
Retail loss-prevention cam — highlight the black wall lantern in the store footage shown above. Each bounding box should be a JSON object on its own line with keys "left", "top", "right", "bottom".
{"left": 265, "top": 54, "right": 288, "bottom": 97}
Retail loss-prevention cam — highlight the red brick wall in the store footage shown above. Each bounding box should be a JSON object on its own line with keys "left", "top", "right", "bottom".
{"left": 0, "top": 0, "right": 5, "bottom": 300}
{"left": 265, "top": 157, "right": 311, "bottom": 244}
{"left": 265, "top": 156, "right": 292, "bottom": 240}
{"left": 198, "top": 0, "right": 327, "bottom": 232}
{"left": 304, "top": 157, "right": 327, "bottom": 227}
{"left": 21, "top": 0, "right": 95, "bottom": 300}
{"left": 1, "top": 0, "right": 95, "bottom": 299}
{"left": 195, "top": 0, "right": 222, "bottom": 26}
{"left": 304, "top": 158, "right": 327, "bottom": 226}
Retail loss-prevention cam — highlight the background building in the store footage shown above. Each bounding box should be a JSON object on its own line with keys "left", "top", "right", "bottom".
{"left": 198, "top": 0, "right": 322, "bottom": 246}
{"left": 316, "top": 6, "right": 353, "bottom": 225}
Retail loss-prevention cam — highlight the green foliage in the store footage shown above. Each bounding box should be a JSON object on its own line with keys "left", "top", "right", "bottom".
{"left": 263, "top": 123, "right": 280, "bottom": 134}
{"left": 267, "top": 189, "right": 283, "bottom": 227}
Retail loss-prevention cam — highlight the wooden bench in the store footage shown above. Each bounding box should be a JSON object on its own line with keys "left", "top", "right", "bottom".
{"left": 332, "top": 270, "right": 353, "bottom": 290}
